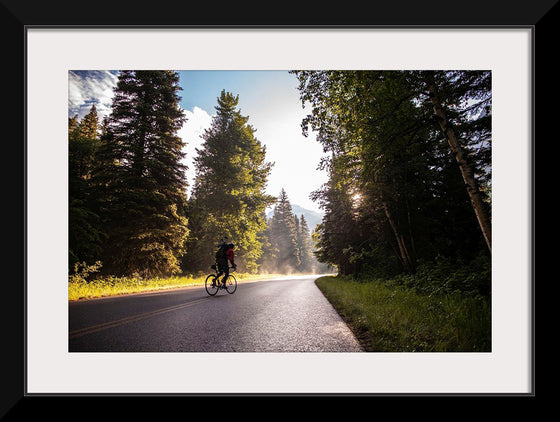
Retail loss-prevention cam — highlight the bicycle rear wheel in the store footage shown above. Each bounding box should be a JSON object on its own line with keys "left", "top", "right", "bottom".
{"left": 205, "top": 274, "right": 219, "bottom": 296}
{"left": 225, "top": 274, "right": 237, "bottom": 294}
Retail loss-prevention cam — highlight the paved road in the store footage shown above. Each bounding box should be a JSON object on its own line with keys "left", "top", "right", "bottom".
{"left": 69, "top": 275, "right": 364, "bottom": 352}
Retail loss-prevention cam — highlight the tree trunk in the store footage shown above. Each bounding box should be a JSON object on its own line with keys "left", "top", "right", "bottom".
{"left": 383, "top": 200, "right": 414, "bottom": 272}
{"left": 406, "top": 199, "right": 417, "bottom": 263}
{"left": 428, "top": 80, "right": 492, "bottom": 253}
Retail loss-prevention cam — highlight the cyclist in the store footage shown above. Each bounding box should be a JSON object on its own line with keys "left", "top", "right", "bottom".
{"left": 217, "top": 243, "right": 236, "bottom": 287}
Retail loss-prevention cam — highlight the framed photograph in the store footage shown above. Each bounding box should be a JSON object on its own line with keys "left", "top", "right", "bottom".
{"left": 9, "top": 0, "right": 547, "bottom": 412}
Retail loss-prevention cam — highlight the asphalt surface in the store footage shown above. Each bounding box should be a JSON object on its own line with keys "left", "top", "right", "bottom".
{"left": 68, "top": 275, "right": 364, "bottom": 352}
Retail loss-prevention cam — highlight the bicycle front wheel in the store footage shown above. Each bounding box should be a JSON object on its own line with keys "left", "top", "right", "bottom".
{"left": 205, "top": 274, "right": 219, "bottom": 296}
{"left": 225, "top": 274, "right": 237, "bottom": 294}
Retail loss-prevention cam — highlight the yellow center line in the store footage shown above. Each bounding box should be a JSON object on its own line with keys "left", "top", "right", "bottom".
{"left": 69, "top": 298, "right": 209, "bottom": 339}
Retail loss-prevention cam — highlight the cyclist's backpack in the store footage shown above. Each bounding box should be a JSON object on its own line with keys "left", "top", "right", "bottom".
{"left": 215, "top": 244, "right": 227, "bottom": 260}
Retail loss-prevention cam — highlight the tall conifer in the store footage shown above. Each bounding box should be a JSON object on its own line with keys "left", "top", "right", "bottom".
{"left": 183, "top": 90, "right": 275, "bottom": 273}
{"left": 268, "top": 189, "right": 300, "bottom": 273}
{"left": 69, "top": 105, "right": 103, "bottom": 269}
{"left": 297, "top": 214, "right": 314, "bottom": 272}
{"left": 93, "top": 71, "right": 189, "bottom": 277}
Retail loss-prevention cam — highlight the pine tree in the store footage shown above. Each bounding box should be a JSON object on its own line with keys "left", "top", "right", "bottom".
{"left": 258, "top": 213, "right": 278, "bottom": 273}
{"left": 78, "top": 104, "right": 99, "bottom": 139}
{"left": 92, "top": 71, "right": 189, "bottom": 277}
{"left": 68, "top": 106, "right": 103, "bottom": 270}
{"left": 183, "top": 90, "right": 275, "bottom": 273}
{"left": 296, "top": 214, "right": 314, "bottom": 272}
{"left": 268, "top": 189, "right": 300, "bottom": 273}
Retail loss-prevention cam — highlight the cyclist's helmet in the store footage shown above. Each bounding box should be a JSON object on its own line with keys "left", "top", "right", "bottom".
{"left": 228, "top": 243, "right": 234, "bottom": 249}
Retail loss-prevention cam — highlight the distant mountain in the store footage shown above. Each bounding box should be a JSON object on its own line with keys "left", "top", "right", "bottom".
{"left": 291, "top": 204, "right": 323, "bottom": 229}
{"left": 267, "top": 204, "right": 323, "bottom": 230}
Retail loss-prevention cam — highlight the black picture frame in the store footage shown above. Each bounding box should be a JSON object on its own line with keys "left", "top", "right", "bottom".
{"left": 7, "top": 0, "right": 549, "bottom": 415}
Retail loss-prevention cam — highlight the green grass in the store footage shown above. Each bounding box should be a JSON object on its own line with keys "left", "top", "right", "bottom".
{"left": 315, "top": 275, "right": 491, "bottom": 352}
{"left": 68, "top": 271, "right": 283, "bottom": 301}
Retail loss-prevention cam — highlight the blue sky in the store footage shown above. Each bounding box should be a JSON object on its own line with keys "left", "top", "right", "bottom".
{"left": 178, "top": 70, "right": 285, "bottom": 112}
{"left": 68, "top": 70, "right": 327, "bottom": 213}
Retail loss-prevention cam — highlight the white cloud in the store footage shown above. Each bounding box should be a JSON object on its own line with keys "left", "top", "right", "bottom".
{"left": 68, "top": 70, "right": 118, "bottom": 119}
{"left": 178, "top": 106, "right": 214, "bottom": 193}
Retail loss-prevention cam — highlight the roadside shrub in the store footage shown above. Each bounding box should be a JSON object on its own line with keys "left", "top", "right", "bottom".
{"left": 69, "top": 261, "right": 103, "bottom": 284}
{"left": 395, "top": 253, "right": 491, "bottom": 297}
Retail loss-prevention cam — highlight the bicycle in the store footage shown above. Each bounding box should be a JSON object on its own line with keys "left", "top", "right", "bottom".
{"left": 205, "top": 265, "right": 237, "bottom": 296}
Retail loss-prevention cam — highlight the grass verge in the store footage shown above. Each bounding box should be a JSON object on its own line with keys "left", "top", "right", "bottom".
{"left": 315, "top": 275, "right": 491, "bottom": 352}
{"left": 68, "top": 272, "right": 285, "bottom": 301}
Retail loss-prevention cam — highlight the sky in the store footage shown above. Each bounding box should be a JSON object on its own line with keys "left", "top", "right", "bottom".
{"left": 68, "top": 70, "right": 327, "bottom": 214}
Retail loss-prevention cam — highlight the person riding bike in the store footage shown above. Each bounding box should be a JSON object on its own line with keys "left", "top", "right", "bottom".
{"left": 216, "top": 242, "right": 236, "bottom": 287}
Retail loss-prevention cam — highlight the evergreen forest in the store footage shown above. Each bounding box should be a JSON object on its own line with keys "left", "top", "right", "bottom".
{"left": 69, "top": 71, "right": 322, "bottom": 279}
{"left": 69, "top": 70, "right": 491, "bottom": 297}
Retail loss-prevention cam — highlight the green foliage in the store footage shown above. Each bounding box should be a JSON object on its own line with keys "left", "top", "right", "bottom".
{"left": 92, "top": 71, "right": 189, "bottom": 277}
{"left": 264, "top": 189, "right": 300, "bottom": 272}
{"left": 394, "top": 253, "right": 491, "bottom": 297}
{"left": 68, "top": 106, "right": 104, "bottom": 270}
{"left": 69, "top": 74, "right": 329, "bottom": 285}
{"left": 182, "top": 90, "right": 275, "bottom": 274}
{"left": 292, "top": 70, "right": 491, "bottom": 277}
{"left": 260, "top": 191, "right": 321, "bottom": 274}
{"left": 295, "top": 214, "right": 314, "bottom": 272}
{"left": 69, "top": 261, "right": 103, "bottom": 284}
{"left": 316, "top": 275, "right": 491, "bottom": 352}
{"left": 310, "top": 154, "right": 362, "bottom": 275}
{"left": 69, "top": 70, "right": 492, "bottom": 296}
{"left": 68, "top": 270, "right": 280, "bottom": 301}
